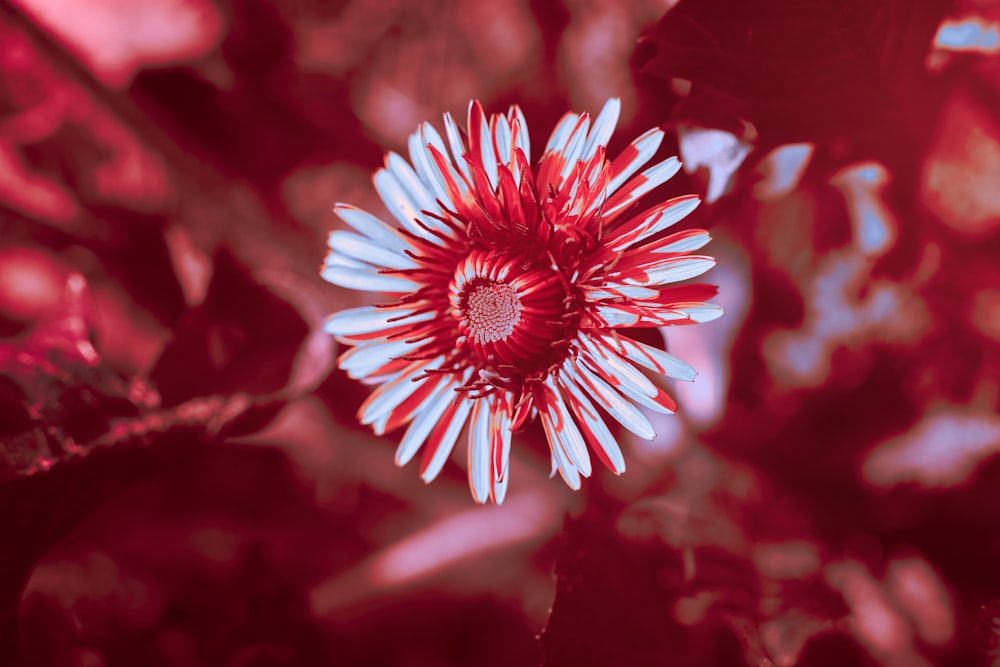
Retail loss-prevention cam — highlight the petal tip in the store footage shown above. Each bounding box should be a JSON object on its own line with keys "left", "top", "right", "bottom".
{"left": 691, "top": 303, "right": 725, "bottom": 323}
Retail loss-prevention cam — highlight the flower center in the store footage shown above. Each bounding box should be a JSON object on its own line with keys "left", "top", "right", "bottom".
{"left": 462, "top": 281, "right": 522, "bottom": 345}
{"left": 450, "top": 250, "right": 575, "bottom": 371}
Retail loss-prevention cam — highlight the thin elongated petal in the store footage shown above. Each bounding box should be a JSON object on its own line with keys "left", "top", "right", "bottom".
{"left": 321, "top": 265, "right": 419, "bottom": 293}
{"left": 323, "top": 252, "right": 369, "bottom": 271}
{"left": 467, "top": 398, "right": 493, "bottom": 503}
{"left": 375, "top": 169, "right": 445, "bottom": 242}
{"left": 604, "top": 157, "right": 683, "bottom": 217}
{"left": 420, "top": 396, "right": 473, "bottom": 482}
{"left": 358, "top": 357, "right": 444, "bottom": 431}
{"left": 541, "top": 410, "right": 583, "bottom": 489}
{"left": 579, "top": 336, "right": 657, "bottom": 398}
{"left": 491, "top": 406, "right": 513, "bottom": 505}
{"left": 645, "top": 229, "right": 712, "bottom": 255}
{"left": 588, "top": 361, "right": 675, "bottom": 415}
{"left": 590, "top": 303, "right": 640, "bottom": 327}
{"left": 614, "top": 255, "right": 716, "bottom": 287}
{"left": 606, "top": 127, "right": 664, "bottom": 196}
{"left": 673, "top": 303, "right": 725, "bottom": 323}
{"left": 334, "top": 204, "right": 412, "bottom": 252}
{"left": 582, "top": 98, "right": 620, "bottom": 162}
{"left": 387, "top": 152, "right": 439, "bottom": 214}
{"left": 567, "top": 361, "right": 656, "bottom": 440}
{"left": 382, "top": 369, "right": 455, "bottom": 434}
{"left": 544, "top": 112, "right": 581, "bottom": 155}
{"left": 339, "top": 338, "right": 414, "bottom": 378}
{"left": 396, "top": 377, "right": 461, "bottom": 465}
{"left": 605, "top": 195, "right": 701, "bottom": 252}
{"left": 469, "top": 101, "right": 499, "bottom": 190}
{"left": 443, "top": 111, "right": 472, "bottom": 182}
{"left": 323, "top": 306, "right": 431, "bottom": 338}
{"left": 590, "top": 302, "right": 690, "bottom": 328}
{"left": 491, "top": 462, "right": 510, "bottom": 505}
{"left": 509, "top": 105, "right": 530, "bottom": 162}
{"left": 584, "top": 284, "right": 660, "bottom": 301}
{"left": 328, "top": 231, "right": 419, "bottom": 270}
{"left": 601, "top": 333, "right": 698, "bottom": 381}
{"left": 541, "top": 378, "right": 593, "bottom": 477}
{"left": 558, "top": 115, "right": 591, "bottom": 182}
{"left": 560, "top": 372, "right": 626, "bottom": 473}
{"left": 579, "top": 341, "right": 676, "bottom": 415}
{"left": 493, "top": 113, "right": 513, "bottom": 167}
{"left": 408, "top": 124, "right": 451, "bottom": 204}
{"left": 626, "top": 382, "right": 678, "bottom": 414}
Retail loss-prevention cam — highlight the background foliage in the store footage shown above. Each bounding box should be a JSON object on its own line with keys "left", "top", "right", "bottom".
{"left": 2, "top": 0, "right": 998, "bottom": 664}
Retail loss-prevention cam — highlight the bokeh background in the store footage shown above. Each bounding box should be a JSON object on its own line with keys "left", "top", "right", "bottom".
{"left": 1, "top": 0, "right": 999, "bottom": 665}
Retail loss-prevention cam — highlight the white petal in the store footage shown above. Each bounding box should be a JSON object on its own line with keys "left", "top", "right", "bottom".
{"left": 544, "top": 112, "right": 580, "bottom": 155}
{"left": 591, "top": 302, "right": 689, "bottom": 327}
{"left": 493, "top": 113, "right": 513, "bottom": 167}
{"left": 650, "top": 231, "right": 712, "bottom": 254}
{"left": 471, "top": 101, "right": 499, "bottom": 190}
{"left": 421, "top": 397, "right": 473, "bottom": 483}
{"left": 567, "top": 361, "right": 656, "bottom": 440}
{"left": 584, "top": 285, "right": 660, "bottom": 301}
{"left": 543, "top": 377, "right": 592, "bottom": 476}
{"left": 408, "top": 124, "right": 451, "bottom": 204}
{"left": 671, "top": 303, "right": 725, "bottom": 323}
{"left": 580, "top": 336, "right": 657, "bottom": 398}
{"left": 373, "top": 169, "right": 426, "bottom": 233}
{"left": 374, "top": 169, "right": 446, "bottom": 243}
{"left": 327, "top": 231, "right": 418, "bottom": 270}
{"left": 492, "top": 407, "right": 513, "bottom": 503}
{"left": 628, "top": 256, "right": 716, "bottom": 286}
{"left": 323, "top": 306, "right": 433, "bottom": 338}
{"left": 558, "top": 115, "right": 591, "bottom": 181}
{"left": 492, "top": 465, "right": 510, "bottom": 504}
{"left": 586, "top": 360, "right": 673, "bottom": 415}
{"left": 359, "top": 357, "right": 443, "bottom": 431}
{"left": 442, "top": 111, "right": 472, "bottom": 184}
{"left": 608, "top": 196, "right": 701, "bottom": 252}
{"left": 467, "top": 398, "right": 493, "bottom": 503}
{"left": 582, "top": 98, "right": 620, "bottom": 161}
{"left": 430, "top": 124, "right": 475, "bottom": 201}
{"left": 339, "top": 338, "right": 414, "bottom": 378}
{"left": 607, "top": 128, "right": 664, "bottom": 195}
{"left": 603, "top": 334, "right": 698, "bottom": 381}
{"left": 605, "top": 156, "right": 683, "bottom": 217}
{"left": 321, "top": 265, "right": 418, "bottom": 293}
{"left": 334, "top": 204, "right": 410, "bottom": 253}
{"left": 542, "top": 418, "right": 583, "bottom": 490}
{"left": 560, "top": 373, "right": 626, "bottom": 474}
{"left": 395, "top": 377, "right": 457, "bottom": 465}
{"left": 509, "top": 105, "right": 530, "bottom": 162}
{"left": 591, "top": 303, "right": 640, "bottom": 327}
{"left": 324, "top": 250, "right": 373, "bottom": 271}
{"left": 387, "top": 152, "right": 439, "bottom": 212}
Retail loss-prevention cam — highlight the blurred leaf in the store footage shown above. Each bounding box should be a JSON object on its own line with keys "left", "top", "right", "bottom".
{"left": 0, "top": 275, "right": 143, "bottom": 484}
{"left": 540, "top": 508, "right": 750, "bottom": 667}
{"left": 639, "top": 0, "right": 950, "bottom": 157}
{"left": 147, "top": 251, "right": 335, "bottom": 438}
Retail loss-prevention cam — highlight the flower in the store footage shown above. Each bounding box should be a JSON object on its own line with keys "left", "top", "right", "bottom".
{"left": 322, "top": 99, "right": 722, "bottom": 504}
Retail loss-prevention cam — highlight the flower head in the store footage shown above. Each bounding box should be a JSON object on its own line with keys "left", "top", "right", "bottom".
{"left": 322, "top": 99, "right": 722, "bottom": 503}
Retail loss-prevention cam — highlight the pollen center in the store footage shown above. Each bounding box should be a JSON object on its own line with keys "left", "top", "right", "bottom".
{"left": 450, "top": 250, "right": 575, "bottom": 369}
{"left": 463, "top": 281, "right": 522, "bottom": 344}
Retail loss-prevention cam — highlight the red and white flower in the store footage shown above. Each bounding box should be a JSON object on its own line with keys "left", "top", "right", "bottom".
{"left": 322, "top": 99, "right": 722, "bottom": 503}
